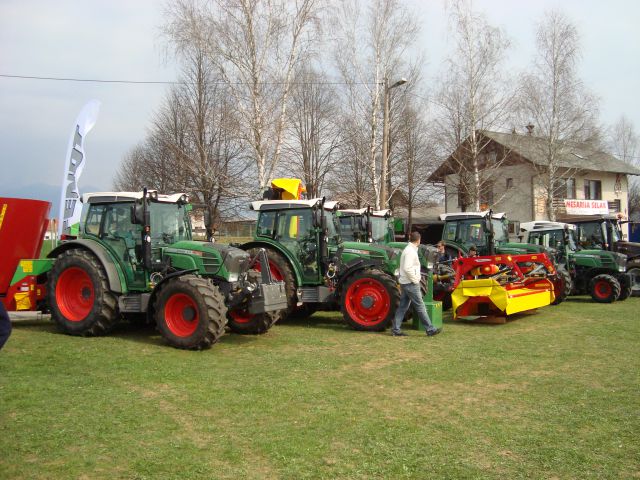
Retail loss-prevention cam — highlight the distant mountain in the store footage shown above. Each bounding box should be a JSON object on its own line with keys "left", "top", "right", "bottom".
{"left": 0, "top": 183, "right": 103, "bottom": 218}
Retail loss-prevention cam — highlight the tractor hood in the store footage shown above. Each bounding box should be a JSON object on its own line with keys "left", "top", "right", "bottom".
{"left": 339, "top": 241, "right": 399, "bottom": 259}
{"left": 164, "top": 240, "right": 250, "bottom": 278}
{"left": 573, "top": 249, "right": 627, "bottom": 271}
{"left": 614, "top": 241, "right": 640, "bottom": 261}
{"left": 497, "top": 242, "right": 547, "bottom": 255}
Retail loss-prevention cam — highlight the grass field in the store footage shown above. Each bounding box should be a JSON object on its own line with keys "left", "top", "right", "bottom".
{"left": 1, "top": 297, "right": 639, "bottom": 479}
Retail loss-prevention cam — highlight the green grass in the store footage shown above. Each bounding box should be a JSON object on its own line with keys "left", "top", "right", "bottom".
{"left": 2, "top": 298, "right": 639, "bottom": 479}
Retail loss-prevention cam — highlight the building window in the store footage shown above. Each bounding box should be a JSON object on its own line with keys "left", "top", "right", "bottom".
{"left": 584, "top": 179, "right": 602, "bottom": 200}
{"left": 553, "top": 178, "right": 576, "bottom": 199}
{"left": 506, "top": 178, "right": 513, "bottom": 190}
{"left": 608, "top": 199, "right": 621, "bottom": 214}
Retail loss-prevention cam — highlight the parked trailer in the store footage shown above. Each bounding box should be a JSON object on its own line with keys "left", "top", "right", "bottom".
{"left": 0, "top": 197, "right": 52, "bottom": 312}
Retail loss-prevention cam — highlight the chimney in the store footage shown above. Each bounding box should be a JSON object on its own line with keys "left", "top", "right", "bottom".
{"left": 526, "top": 123, "right": 534, "bottom": 136}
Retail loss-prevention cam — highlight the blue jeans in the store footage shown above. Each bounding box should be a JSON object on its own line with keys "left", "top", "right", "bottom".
{"left": 392, "top": 282, "right": 435, "bottom": 334}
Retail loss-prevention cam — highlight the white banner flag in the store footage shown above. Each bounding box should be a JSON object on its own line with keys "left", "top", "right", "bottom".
{"left": 57, "top": 100, "right": 101, "bottom": 236}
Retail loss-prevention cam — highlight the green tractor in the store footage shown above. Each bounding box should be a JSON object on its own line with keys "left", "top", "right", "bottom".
{"left": 241, "top": 198, "right": 402, "bottom": 331}
{"left": 561, "top": 214, "right": 640, "bottom": 297}
{"left": 519, "top": 221, "right": 632, "bottom": 303}
{"left": 46, "top": 189, "right": 287, "bottom": 349}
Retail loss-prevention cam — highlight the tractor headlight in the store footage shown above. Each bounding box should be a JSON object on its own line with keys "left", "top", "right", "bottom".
{"left": 619, "top": 265, "right": 626, "bottom": 272}
{"left": 394, "top": 268, "right": 400, "bottom": 277}
{"left": 228, "top": 273, "right": 239, "bottom": 282}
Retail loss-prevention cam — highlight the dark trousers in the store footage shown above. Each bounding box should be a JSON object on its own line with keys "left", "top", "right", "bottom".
{"left": 0, "top": 301, "right": 12, "bottom": 350}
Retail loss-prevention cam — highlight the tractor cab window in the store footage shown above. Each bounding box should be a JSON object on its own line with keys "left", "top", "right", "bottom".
{"left": 149, "top": 202, "right": 190, "bottom": 246}
{"left": 491, "top": 219, "right": 508, "bottom": 243}
{"left": 607, "top": 220, "right": 621, "bottom": 243}
{"left": 443, "top": 221, "right": 457, "bottom": 242}
{"left": 458, "top": 221, "right": 486, "bottom": 247}
{"left": 530, "top": 231, "right": 565, "bottom": 250}
{"left": 338, "top": 215, "right": 356, "bottom": 241}
{"left": 324, "top": 211, "right": 341, "bottom": 244}
{"left": 371, "top": 217, "right": 393, "bottom": 243}
{"left": 99, "top": 203, "right": 145, "bottom": 286}
{"left": 578, "top": 222, "right": 604, "bottom": 249}
{"left": 276, "top": 208, "right": 319, "bottom": 281}
{"left": 83, "top": 205, "right": 105, "bottom": 237}
{"left": 257, "top": 211, "right": 277, "bottom": 237}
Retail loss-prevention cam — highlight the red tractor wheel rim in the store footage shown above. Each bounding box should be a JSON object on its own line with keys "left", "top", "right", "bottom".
{"left": 594, "top": 281, "right": 612, "bottom": 299}
{"left": 56, "top": 267, "right": 94, "bottom": 321}
{"left": 164, "top": 293, "right": 199, "bottom": 337}
{"left": 229, "top": 309, "right": 252, "bottom": 324}
{"left": 254, "top": 260, "right": 284, "bottom": 281}
{"left": 344, "top": 278, "right": 390, "bottom": 326}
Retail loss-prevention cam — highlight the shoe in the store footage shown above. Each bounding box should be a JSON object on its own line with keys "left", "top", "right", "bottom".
{"left": 391, "top": 331, "right": 408, "bottom": 337}
{"left": 426, "top": 328, "right": 442, "bottom": 337}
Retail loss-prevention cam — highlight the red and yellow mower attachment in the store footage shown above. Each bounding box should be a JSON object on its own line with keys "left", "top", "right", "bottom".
{"left": 450, "top": 253, "right": 557, "bottom": 323}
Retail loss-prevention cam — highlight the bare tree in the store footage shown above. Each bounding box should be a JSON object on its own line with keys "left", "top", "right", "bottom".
{"left": 609, "top": 115, "right": 640, "bottom": 217}
{"left": 164, "top": 0, "right": 321, "bottom": 193}
{"left": 115, "top": 16, "right": 247, "bottom": 233}
{"left": 279, "top": 66, "right": 341, "bottom": 198}
{"left": 329, "top": 0, "right": 420, "bottom": 209}
{"left": 518, "top": 10, "right": 600, "bottom": 221}
{"left": 392, "top": 105, "right": 438, "bottom": 234}
{"left": 432, "top": 0, "right": 514, "bottom": 211}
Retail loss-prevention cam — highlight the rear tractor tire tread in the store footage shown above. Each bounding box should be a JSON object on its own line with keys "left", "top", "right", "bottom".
{"left": 47, "top": 248, "right": 119, "bottom": 336}
{"left": 589, "top": 274, "right": 621, "bottom": 304}
{"left": 551, "top": 266, "right": 572, "bottom": 306}
{"left": 154, "top": 275, "right": 227, "bottom": 350}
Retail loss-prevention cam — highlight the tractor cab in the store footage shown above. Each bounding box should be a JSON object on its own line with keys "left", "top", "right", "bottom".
{"left": 251, "top": 198, "right": 342, "bottom": 284}
{"left": 80, "top": 192, "right": 193, "bottom": 289}
{"left": 519, "top": 221, "right": 578, "bottom": 263}
{"left": 337, "top": 207, "right": 395, "bottom": 244}
{"left": 439, "top": 211, "right": 509, "bottom": 256}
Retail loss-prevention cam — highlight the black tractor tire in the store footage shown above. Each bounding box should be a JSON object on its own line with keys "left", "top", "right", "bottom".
{"left": 340, "top": 269, "right": 400, "bottom": 332}
{"left": 589, "top": 274, "right": 621, "bottom": 304}
{"left": 616, "top": 273, "right": 632, "bottom": 301}
{"left": 154, "top": 275, "right": 226, "bottom": 350}
{"left": 626, "top": 261, "right": 640, "bottom": 297}
{"left": 227, "top": 310, "right": 280, "bottom": 335}
{"left": 47, "top": 248, "right": 119, "bottom": 336}
{"left": 248, "top": 247, "right": 297, "bottom": 319}
{"left": 551, "top": 266, "right": 572, "bottom": 305}
{"left": 289, "top": 303, "right": 318, "bottom": 320}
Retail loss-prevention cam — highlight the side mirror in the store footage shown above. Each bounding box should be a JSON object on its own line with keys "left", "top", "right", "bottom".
{"left": 130, "top": 202, "right": 149, "bottom": 226}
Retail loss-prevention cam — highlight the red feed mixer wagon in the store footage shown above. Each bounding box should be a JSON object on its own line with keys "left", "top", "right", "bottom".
{"left": 0, "top": 197, "right": 52, "bottom": 311}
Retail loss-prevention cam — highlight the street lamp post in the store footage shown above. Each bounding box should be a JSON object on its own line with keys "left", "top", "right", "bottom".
{"left": 380, "top": 77, "right": 407, "bottom": 210}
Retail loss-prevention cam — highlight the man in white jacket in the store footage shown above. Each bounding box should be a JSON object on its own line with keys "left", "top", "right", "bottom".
{"left": 391, "top": 232, "right": 441, "bottom": 337}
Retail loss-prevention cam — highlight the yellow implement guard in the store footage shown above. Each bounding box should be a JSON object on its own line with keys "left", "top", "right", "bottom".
{"left": 451, "top": 278, "right": 555, "bottom": 322}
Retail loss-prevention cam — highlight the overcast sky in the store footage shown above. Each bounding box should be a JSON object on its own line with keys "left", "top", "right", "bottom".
{"left": 1, "top": 0, "right": 639, "bottom": 204}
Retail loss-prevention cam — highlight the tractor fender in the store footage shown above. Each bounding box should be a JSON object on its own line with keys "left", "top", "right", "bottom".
{"left": 335, "top": 258, "right": 387, "bottom": 297}
{"left": 48, "top": 239, "right": 127, "bottom": 293}
{"left": 240, "top": 241, "right": 304, "bottom": 286}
